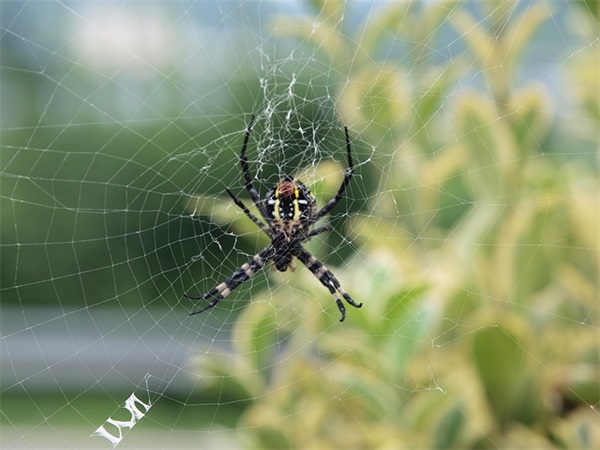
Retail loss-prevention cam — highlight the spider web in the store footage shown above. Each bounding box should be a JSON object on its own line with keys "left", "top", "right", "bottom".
{"left": 2, "top": 0, "right": 599, "bottom": 448}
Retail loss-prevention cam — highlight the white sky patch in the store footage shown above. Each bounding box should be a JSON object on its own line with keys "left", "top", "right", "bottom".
{"left": 72, "top": 5, "right": 179, "bottom": 73}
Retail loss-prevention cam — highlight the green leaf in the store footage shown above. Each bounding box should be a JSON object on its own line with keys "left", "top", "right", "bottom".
{"left": 472, "top": 325, "right": 526, "bottom": 425}
{"left": 233, "top": 301, "right": 282, "bottom": 372}
{"left": 306, "top": 0, "right": 345, "bottom": 25}
{"left": 434, "top": 404, "right": 466, "bottom": 449}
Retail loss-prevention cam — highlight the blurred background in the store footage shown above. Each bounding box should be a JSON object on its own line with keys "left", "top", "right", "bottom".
{"left": 1, "top": 0, "right": 599, "bottom": 448}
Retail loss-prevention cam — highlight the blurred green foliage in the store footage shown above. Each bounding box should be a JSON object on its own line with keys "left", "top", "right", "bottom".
{"left": 190, "top": 1, "right": 600, "bottom": 448}
{"left": 1, "top": 0, "right": 599, "bottom": 448}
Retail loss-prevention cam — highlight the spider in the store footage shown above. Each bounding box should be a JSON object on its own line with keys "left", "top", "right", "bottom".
{"left": 185, "top": 114, "right": 362, "bottom": 322}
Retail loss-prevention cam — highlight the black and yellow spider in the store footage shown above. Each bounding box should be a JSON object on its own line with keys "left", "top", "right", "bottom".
{"left": 185, "top": 114, "right": 362, "bottom": 322}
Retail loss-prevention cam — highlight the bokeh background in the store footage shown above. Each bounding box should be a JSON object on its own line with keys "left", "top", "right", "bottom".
{"left": 1, "top": 0, "right": 599, "bottom": 448}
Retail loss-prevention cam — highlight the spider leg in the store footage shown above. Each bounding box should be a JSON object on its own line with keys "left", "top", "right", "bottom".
{"left": 186, "top": 245, "right": 274, "bottom": 315}
{"left": 304, "top": 225, "right": 331, "bottom": 240}
{"left": 294, "top": 247, "right": 362, "bottom": 322}
{"left": 240, "top": 114, "right": 271, "bottom": 223}
{"left": 309, "top": 126, "right": 354, "bottom": 226}
{"left": 226, "top": 188, "right": 272, "bottom": 238}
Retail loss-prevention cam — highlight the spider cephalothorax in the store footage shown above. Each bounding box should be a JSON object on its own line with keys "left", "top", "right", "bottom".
{"left": 185, "top": 114, "right": 362, "bottom": 322}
